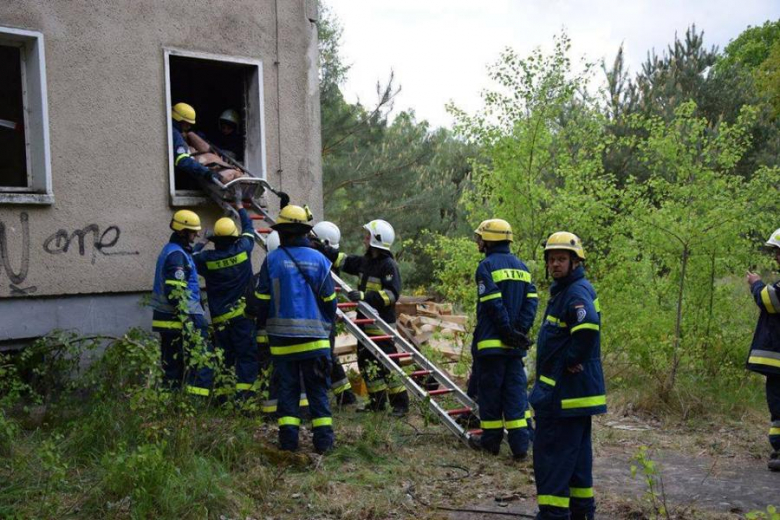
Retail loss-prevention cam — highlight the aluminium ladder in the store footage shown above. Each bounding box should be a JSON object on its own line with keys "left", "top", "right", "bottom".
{"left": 206, "top": 175, "right": 482, "bottom": 445}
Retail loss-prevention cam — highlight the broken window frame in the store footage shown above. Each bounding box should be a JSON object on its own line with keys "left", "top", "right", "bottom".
{"left": 0, "top": 27, "right": 53, "bottom": 205}
{"left": 163, "top": 48, "right": 268, "bottom": 207}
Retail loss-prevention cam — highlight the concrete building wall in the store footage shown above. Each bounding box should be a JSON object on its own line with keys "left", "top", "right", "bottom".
{"left": 0, "top": 0, "right": 322, "bottom": 340}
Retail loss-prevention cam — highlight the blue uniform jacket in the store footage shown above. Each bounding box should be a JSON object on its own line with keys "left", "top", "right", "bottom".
{"left": 172, "top": 121, "right": 215, "bottom": 182}
{"left": 246, "top": 237, "right": 337, "bottom": 361}
{"left": 193, "top": 209, "right": 255, "bottom": 323}
{"left": 471, "top": 243, "right": 538, "bottom": 358}
{"left": 530, "top": 266, "right": 606, "bottom": 418}
{"left": 747, "top": 279, "right": 780, "bottom": 375}
{"left": 151, "top": 233, "right": 204, "bottom": 332}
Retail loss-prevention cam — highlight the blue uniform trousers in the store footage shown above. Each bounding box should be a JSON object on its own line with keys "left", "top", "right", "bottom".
{"left": 160, "top": 314, "right": 214, "bottom": 395}
{"left": 276, "top": 357, "right": 333, "bottom": 452}
{"left": 767, "top": 374, "right": 780, "bottom": 452}
{"left": 477, "top": 355, "right": 530, "bottom": 456}
{"left": 214, "top": 316, "right": 258, "bottom": 398}
{"left": 534, "top": 416, "right": 594, "bottom": 520}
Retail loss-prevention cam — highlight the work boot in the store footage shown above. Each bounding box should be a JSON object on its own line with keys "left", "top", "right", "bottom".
{"left": 512, "top": 451, "right": 528, "bottom": 462}
{"left": 391, "top": 406, "right": 409, "bottom": 418}
{"left": 769, "top": 451, "right": 780, "bottom": 472}
{"left": 336, "top": 390, "right": 357, "bottom": 407}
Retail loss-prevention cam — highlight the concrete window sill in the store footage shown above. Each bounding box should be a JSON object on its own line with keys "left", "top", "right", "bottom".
{"left": 0, "top": 192, "right": 54, "bottom": 205}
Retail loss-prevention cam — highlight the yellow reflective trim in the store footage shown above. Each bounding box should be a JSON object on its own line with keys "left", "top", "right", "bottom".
{"left": 749, "top": 356, "right": 780, "bottom": 369}
{"left": 504, "top": 418, "right": 528, "bottom": 429}
{"left": 278, "top": 416, "right": 301, "bottom": 427}
{"left": 761, "top": 286, "right": 778, "bottom": 314}
{"left": 366, "top": 281, "right": 382, "bottom": 291}
{"left": 476, "top": 339, "right": 511, "bottom": 350}
{"left": 241, "top": 232, "right": 255, "bottom": 238}
{"left": 299, "top": 398, "right": 309, "bottom": 407}
{"left": 593, "top": 298, "right": 601, "bottom": 313}
{"left": 186, "top": 385, "right": 210, "bottom": 397}
{"left": 261, "top": 404, "right": 277, "bottom": 413}
{"left": 206, "top": 251, "right": 249, "bottom": 271}
{"left": 236, "top": 383, "right": 254, "bottom": 391}
{"left": 152, "top": 320, "right": 183, "bottom": 330}
{"left": 479, "top": 292, "right": 502, "bottom": 303}
{"left": 333, "top": 381, "right": 352, "bottom": 394}
{"left": 270, "top": 339, "right": 330, "bottom": 356}
{"left": 524, "top": 409, "right": 532, "bottom": 419}
{"left": 538, "top": 495, "right": 570, "bottom": 508}
{"left": 379, "top": 290, "right": 392, "bottom": 306}
{"left": 322, "top": 292, "right": 337, "bottom": 302}
{"left": 312, "top": 417, "right": 333, "bottom": 428}
{"left": 480, "top": 420, "right": 503, "bottom": 429}
{"left": 335, "top": 252, "right": 347, "bottom": 268}
{"left": 491, "top": 268, "right": 531, "bottom": 283}
{"left": 571, "top": 323, "right": 599, "bottom": 334}
{"left": 164, "top": 279, "right": 187, "bottom": 287}
{"left": 561, "top": 395, "right": 606, "bottom": 410}
{"left": 388, "top": 385, "right": 406, "bottom": 394}
{"left": 769, "top": 427, "right": 780, "bottom": 436}
{"left": 367, "top": 383, "right": 388, "bottom": 393}
{"left": 539, "top": 375, "right": 556, "bottom": 387}
{"left": 546, "top": 316, "right": 567, "bottom": 328}
{"left": 527, "top": 292, "right": 539, "bottom": 299}
{"left": 570, "top": 487, "right": 594, "bottom": 499}
{"left": 256, "top": 334, "right": 269, "bottom": 344}
{"left": 212, "top": 303, "right": 246, "bottom": 324}
{"left": 174, "top": 152, "right": 191, "bottom": 166}
{"left": 255, "top": 292, "right": 271, "bottom": 300}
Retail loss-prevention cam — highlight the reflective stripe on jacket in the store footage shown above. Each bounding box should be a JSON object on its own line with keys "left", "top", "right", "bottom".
{"left": 151, "top": 240, "right": 203, "bottom": 316}
{"left": 747, "top": 280, "right": 780, "bottom": 375}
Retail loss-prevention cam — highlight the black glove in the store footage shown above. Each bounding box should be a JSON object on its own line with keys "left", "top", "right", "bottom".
{"left": 278, "top": 191, "right": 290, "bottom": 210}
{"left": 347, "top": 290, "right": 364, "bottom": 302}
{"left": 506, "top": 329, "right": 532, "bottom": 350}
{"left": 309, "top": 234, "right": 325, "bottom": 251}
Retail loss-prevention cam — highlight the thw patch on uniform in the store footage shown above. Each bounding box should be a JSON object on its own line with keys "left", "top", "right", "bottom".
{"left": 174, "top": 268, "right": 186, "bottom": 280}
{"left": 385, "top": 274, "right": 393, "bottom": 282}
{"left": 176, "top": 146, "right": 188, "bottom": 155}
{"left": 478, "top": 281, "right": 486, "bottom": 295}
{"left": 576, "top": 306, "right": 587, "bottom": 323}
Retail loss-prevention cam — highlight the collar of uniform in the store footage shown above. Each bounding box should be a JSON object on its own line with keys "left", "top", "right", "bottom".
{"left": 211, "top": 236, "right": 237, "bottom": 250}
{"left": 282, "top": 236, "right": 311, "bottom": 248}
{"left": 169, "top": 232, "right": 193, "bottom": 252}
{"left": 172, "top": 120, "right": 182, "bottom": 132}
{"left": 550, "top": 265, "right": 585, "bottom": 295}
{"left": 485, "top": 242, "right": 511, "bottom": 255}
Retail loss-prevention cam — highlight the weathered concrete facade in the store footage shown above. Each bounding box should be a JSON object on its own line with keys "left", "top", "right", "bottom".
{"left": 0, "top": 0, "right": 322, "bottom": 341}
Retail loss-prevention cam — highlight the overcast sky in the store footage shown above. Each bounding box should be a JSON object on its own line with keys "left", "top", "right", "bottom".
{"left": 326, "top": 1, "right": 780, "bottom": 129}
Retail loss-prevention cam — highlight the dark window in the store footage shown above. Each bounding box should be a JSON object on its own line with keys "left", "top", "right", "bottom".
{"left": 0, "top": 44, "right": 28, "bottom": 188}
{"left": 169, "top": 55, "right": 250, "bottom": 192}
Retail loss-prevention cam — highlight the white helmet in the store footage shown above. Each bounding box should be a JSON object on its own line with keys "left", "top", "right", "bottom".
{"left": 218, "top": 109, "right": 240, "bottom": 126}
{"left": 363, "top": 219, "right": 395, "bottom": 251}
{"left": 266, "top": 230, "right": 280, "bottom": 252}
{"left": 312, "top": 221, "right": 341, "bottom": 250}
{"left": 766, "top": 228, "right": 780, "bottom": 249}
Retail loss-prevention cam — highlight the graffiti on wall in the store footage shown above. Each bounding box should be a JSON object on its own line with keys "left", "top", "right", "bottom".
{"left": 0, "top": 212, "right": 140, "bottom": 296}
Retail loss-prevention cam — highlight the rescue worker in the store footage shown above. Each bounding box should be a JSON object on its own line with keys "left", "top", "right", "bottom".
{"left": 193, "top": 192, "right": 257, "bottom": 400}
{"left": 151, "top": 209, "right": 214, "bottom": 397}
{"left": 745, "top": 227, "right": 780, "bottom": 472}
{"left": 530, "top": 231, "right": 605, "bottom": 520}
{"left": 467, "top": 219, "right": 538, "bottom": 460}
{"left": 246, "top": 205, "right": 337, "bottom": 453}
{"left": 312, "top": 221, "right": 357, "bottom": 406}
{"left": 321, "top": 220, "right": 409, "bottom": 415}
{"left": 171, "top": 103, "right": 226, "bottom": 185}
{"left": 212, "top": 109, "right": 244, "bottom": 161}
{"left": 256, "top": 230, "right": 311, "bottom": 417}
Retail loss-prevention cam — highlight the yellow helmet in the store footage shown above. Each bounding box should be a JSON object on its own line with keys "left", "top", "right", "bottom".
{"left": 544, "top": 231, "right": 585, "bottom": 260}
{"left": 172, "top": 102, "right": 196, "bottom": 124}
{"left": 474, "top": 219, "right": 514, "bottom": 242}
{"left": 272, "top": 204, "right": 313, "bottom": 232}
{"left": 170, "top": 209, "right": 202, "bottom": 231}
{"left": 214, "top": 217, "right": 239, "bottom": 237}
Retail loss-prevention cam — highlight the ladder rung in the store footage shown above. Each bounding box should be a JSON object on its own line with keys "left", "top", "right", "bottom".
{"left": 410, "top": 370, "right": 432, "bottom": 377}
{"left": 368, "top": 335, "right": 392, "bottom": 341}
{"left": 255, "top": 228, "right": 272, "bottom": 234}
{"left": 467, "top": 429, "right": 483, "bottom": 435}
{"left": 334, "top": 287, "right": 342, "bottom": 292}
{"left": 446, "top": 407, "right": 472, "bottom": 416}
{"left": 428, "top": 388, "right": 454, "bottom": 396}
{"left": 387, "top": 352, "right": 412, "bottom": 359}
{"left": 243, "top": 202, "right": 253, "bottom": 208}
{"left": 352, "top": 318, "right": 375, "bottom": 325}
{"left": 249, "top": 215, "right": 265, "bottom": 220}
{"left": 337, "top": 302, "right": 358, "bottom": 309}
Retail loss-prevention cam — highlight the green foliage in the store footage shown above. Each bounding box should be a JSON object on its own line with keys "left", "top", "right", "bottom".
{"left": 720, "top": 20, "right": 780, "bottom": 72}
{"left": 630, "top": 446, "right": 670, "bottom": 519}
{"left": 747, "top": 505, "right": 780, "bottom": 520}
